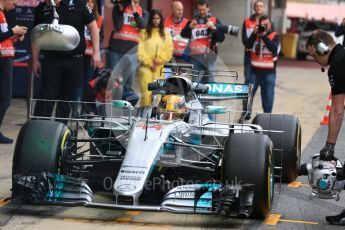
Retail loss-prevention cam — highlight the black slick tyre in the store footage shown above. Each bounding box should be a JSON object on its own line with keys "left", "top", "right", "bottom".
{"left": 12, "top": 120, "right": 70, "bottom": 175}
{"left": 252, "top": 114, "right": 301, "bottom": 183}
{"left": 222, "top": 133, "right": 273, "bottom": 219}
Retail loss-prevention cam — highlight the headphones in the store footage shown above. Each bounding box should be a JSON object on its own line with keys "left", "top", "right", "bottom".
{"left": 307, "top": 34, "right": 330, "bottom": 56}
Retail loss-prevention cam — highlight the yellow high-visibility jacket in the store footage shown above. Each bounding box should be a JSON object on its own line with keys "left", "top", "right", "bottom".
{"left": 138, "top": 28, "right": 173, "bottom": 107}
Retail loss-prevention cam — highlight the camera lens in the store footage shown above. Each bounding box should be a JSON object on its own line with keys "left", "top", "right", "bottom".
{"left": 257, "top": 24, "right": 266, "bottom": 33}
{"left": 228, "top": 25, "right": 239, "bottom": 37}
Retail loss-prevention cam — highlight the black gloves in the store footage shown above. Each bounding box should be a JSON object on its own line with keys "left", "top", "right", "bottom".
{"left": 320, "top": 142, "right": 335, "bottom": 161}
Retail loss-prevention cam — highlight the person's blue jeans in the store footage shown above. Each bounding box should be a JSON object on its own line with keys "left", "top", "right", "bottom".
{"left": 190, "top": 54, "right": 217, "bottom": 83}
{"left": 244, "top": 51, "right": 252, "bottom": 84}
{"left": 107, "top": 50, "right": 137, "bottom": 94}
{"left": 251, "top": 71, "right": 276, "bottom": 113}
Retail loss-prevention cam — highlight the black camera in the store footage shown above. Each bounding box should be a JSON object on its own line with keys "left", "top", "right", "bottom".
{"left": 111, "top": 0, "right": 131, "bottom": 7}
{"left": 257, "top": 24, "right": 267, "bottom": 33}
{"left": 217, "top": 25, "right": 239, "bottom": 37}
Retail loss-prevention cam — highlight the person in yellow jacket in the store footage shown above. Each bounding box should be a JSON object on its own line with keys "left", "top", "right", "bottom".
{"left": 138, "top": 9, "right": 173, "bottom": 109}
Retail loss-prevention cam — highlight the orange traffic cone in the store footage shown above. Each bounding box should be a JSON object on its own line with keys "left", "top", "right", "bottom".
{"left": 320, "top": 93, "right": 332, "bottom": 125}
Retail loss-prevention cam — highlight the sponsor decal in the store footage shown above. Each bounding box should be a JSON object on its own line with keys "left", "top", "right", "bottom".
{"left": 117, "top": 184, "right": 136, "bottom": 192}
{"left": 173, "top": 192, "right": 194, "bottom": 198}
{"left": 206, "top": 83, "right": 249, "bottom": 95}
{"left": 120, "top": 170, "right": 145, "bottom": 174}
{"left": 121, "top": 165, "right": 147, "bottom": 169}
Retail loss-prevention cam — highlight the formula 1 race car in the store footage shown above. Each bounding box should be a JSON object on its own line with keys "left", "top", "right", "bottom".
{"left": 11, "top": 64, "right": 301, "bottom": 219}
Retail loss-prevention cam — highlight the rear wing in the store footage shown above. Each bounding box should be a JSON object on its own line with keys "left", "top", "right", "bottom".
{"left": 199, "top": 82, "right": 251, "bottom": 101}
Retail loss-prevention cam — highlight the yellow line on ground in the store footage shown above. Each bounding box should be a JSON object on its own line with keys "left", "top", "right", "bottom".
{"left": 287, "top": 181, "right": 302, "bottom": 188}
{"left": 5, "top": 130, "right": 19, "bottom": 138}
{"left": 264, "top": 214, "right": 281, "bottom": 225}
{"left": 115, "top": 217, "right": 132, "bottom": 222}
{"left": 300, "top": 183, "right": 311, "bottom": 187}
{"left": 64, "top": 218, "right": 172, "bottom": 227}
{"left": 123, "top": 211, "right": 141, "bottom": 215}
{"left": 279, "top": 219, "right": 318, "bottom": 225}
{"left": 288, "top": 181, "right": 310, "bottom": 188}
{"left": 0, "top": 197, "right": 11, "bottom": 207}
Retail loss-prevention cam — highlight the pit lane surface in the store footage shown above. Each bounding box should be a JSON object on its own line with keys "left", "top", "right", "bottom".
{"left": 1, "top": 60, "right": 344, "bottom": 229}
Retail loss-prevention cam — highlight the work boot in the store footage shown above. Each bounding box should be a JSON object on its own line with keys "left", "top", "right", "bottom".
{"left": 0, "top": 133, "right": 13, "bottom": 144}
{"left": 325, "top": 209, "right": 345, "bottom": 225}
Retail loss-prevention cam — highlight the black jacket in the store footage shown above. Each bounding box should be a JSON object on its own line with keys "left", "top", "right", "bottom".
{"left": 328, "top": 44, "right": 345, "bottom": 95}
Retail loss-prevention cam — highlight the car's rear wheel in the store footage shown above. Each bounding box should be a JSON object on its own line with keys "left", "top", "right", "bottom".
{"left": 252, "top": 114, "right": 301, "bottom": 183}
{"left": 12, "top": 120, "right": 70, "bottom": 176}
{"left": 222, "top": 133, "right": 273, "bottom": 219}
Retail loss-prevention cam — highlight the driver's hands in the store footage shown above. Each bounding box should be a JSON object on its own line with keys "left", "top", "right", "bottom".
{"left": 320, "top": 142, "right": 335, "bottom": 161}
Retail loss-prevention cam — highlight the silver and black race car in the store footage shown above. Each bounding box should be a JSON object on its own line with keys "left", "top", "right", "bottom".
{"left": 11, "top": 64, "right": 301, "bottom": 219}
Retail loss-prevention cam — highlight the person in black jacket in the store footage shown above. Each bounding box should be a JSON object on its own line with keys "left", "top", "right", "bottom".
{"left": 305, "top": 29, "right": 345, "bottom": 226}
{"left": 32, "top": 0, "right": 101, "bottom": 121}
{"left": 180, "top": 0, "right": 225, "bottom": 84}
{"left": 245, "top": 15, "right": 279, "bottom": 114}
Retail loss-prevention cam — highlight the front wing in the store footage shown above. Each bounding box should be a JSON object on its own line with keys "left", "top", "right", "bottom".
{"left": 12, "top": 173, "right": 254, "bottom": 217}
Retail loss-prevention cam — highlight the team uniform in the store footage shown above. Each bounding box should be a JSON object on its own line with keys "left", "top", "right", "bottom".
{"left": 33, "top": 0, "right": 95, "bottom": 119}
{"left": 327, "top": 44, "right": 345, "bottom": 95}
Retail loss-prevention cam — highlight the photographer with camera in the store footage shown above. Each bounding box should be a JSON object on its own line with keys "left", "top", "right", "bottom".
{"left": 108, "top": 0, "right": 149, "bottom": 99}
{"left": 245, "top": 15, "right": 279, "bottom": 114}
{"left": 180, "top": 0, "right": 225, "bottom": 84}
{"left": 240, "top": 0, "right": 265, "bottom": 121}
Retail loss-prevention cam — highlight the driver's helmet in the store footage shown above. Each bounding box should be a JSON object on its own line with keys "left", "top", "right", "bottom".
{"left": 158, "top": 95, "right": 187, "bottom": 120}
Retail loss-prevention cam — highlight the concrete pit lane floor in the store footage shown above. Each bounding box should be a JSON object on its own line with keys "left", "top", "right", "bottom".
{"left": 1, "top": 59, "right": 345, "bottom": 229}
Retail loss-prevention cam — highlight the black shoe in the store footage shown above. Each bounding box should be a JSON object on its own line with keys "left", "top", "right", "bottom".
{"left": 244, "top": 113, "right": 251, "bottom": 120}
{"left": 0, "top": 133, "right": 13, "bottom": 144}
{"left": 297, "top": 163, "right": 309, "bottom": 176}
{"left": 239, "top": 113, "right": 251, "bottom": 123}
{"left": 326, "top": 209, "right": 345, "bottom": 225}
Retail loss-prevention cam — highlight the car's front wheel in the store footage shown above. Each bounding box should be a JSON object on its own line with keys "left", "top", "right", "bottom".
{"left": 222, "top": 133, "right": 274, "bottom": 219}
{"left": 12, "top": 120, "right": 70, "bottom": 176}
